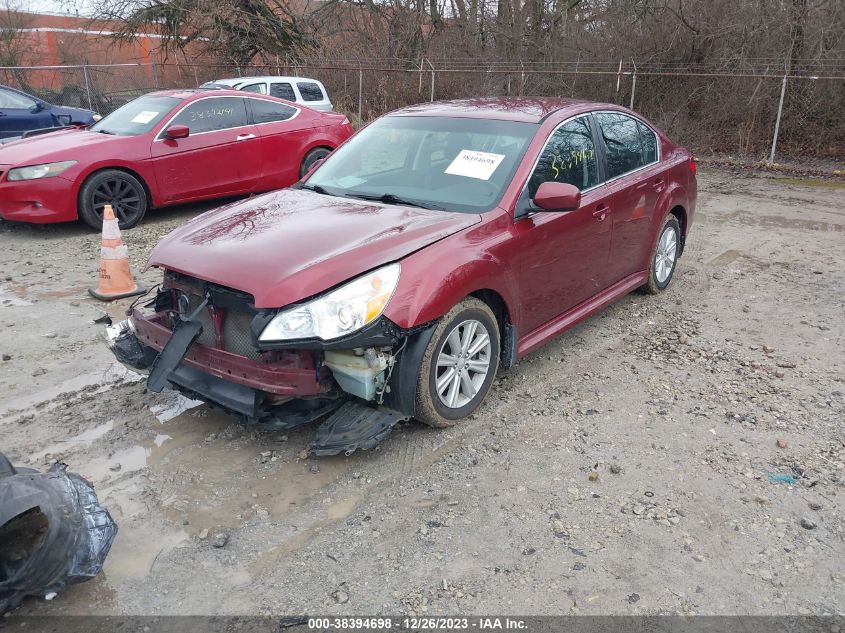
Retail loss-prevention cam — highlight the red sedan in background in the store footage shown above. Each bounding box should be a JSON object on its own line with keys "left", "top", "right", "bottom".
{"left": 0, "top": 89, "right": 353, "bottom": 229}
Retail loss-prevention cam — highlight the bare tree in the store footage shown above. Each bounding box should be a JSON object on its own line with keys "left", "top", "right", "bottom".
{"left": 0, "top": 0, "right": 34, "bottom": 67}
{"left": 93, "top": 0, "right": 314, "bottom": 65}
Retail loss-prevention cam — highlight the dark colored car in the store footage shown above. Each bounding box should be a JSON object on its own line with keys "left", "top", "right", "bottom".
{"left": 0, "top": 89, "right": 353, "bottom": 229}
{"left": 0, "top": 85, "right": 99, "bottom": 141}
{"left": 108, "top": 97, "right": 697, "bottom": 456}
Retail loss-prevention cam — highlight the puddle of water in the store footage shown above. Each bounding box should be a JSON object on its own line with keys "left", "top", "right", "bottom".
{"left": 0, "top": 362, "right": 144, "bottom": 420}
{"left": 103, "top": 526, "right": 187, "bottom": 580}
{"left": 149, "top": 391, "right": 204, "bottom": 423}
{"left": 29, "top": 420, "right": 115, "bottom": 462}
{"left": 0, "top": 285, "right": 32, "bottom": 306}
{"left": 111, "top": 405, "right": 356, "bottom": 532}
{"left": 82, "top": 445, "right": 150, "bottom": 482}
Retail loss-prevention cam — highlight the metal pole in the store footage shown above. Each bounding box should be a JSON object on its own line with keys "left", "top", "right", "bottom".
{"left": 358, "top": 69, "right": 363, "bottom": 124}
{"left": 629, "top": 58, "right": 637, "bottom": 109}
{"left": 82, "top": 64, "right": 93, "bottom": 111}
{"left": 769, "top": 74, "right": 788, "bottom": 164}
{"left": 152, "top": 62, "right": 159, "bottom": 90}
{"left": 426, "top": 59, "right": 435, "bottom": 102}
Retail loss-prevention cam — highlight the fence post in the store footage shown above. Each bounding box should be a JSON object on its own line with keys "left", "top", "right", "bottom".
{"left": 426, "top": 59, "right": 435, "bottom": 102}
{"left": 152, "top": 62, "right": 160, "bottom": 90}
{"left": 769, "top": 74, "right": 788, "bottom": 164}
{"left": 629, "top": 58, "right": 637, "bottom": 109}
{"left": 358, "top": 69, "right": 363, "bottom": 124}
{"left": 629, "top": 72, "right": 637, "bottom": 109}
{"left": 82, "top": 64, "right": 93, "bottom": 111}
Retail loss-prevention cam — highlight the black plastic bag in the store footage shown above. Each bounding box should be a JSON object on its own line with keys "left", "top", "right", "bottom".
{"left": 0, "top": 452, "right": 118, "bottom": 614}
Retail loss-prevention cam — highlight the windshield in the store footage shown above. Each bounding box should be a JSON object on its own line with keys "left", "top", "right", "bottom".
{"left": 304, "top": 116, "right": 537, "bottom": 213}
{"left": 91, "top": 95, "right": 181, "bottom": 136}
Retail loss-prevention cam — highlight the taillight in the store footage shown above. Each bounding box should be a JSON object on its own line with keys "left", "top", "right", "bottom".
{"left": 689, "top": 157, "right": 697, "bottom": 175}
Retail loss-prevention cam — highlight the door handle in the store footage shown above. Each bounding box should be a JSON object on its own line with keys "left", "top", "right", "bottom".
{"left": 236, "top": 133, "right": 256, "bottom": 141}
{"left": 592, "top": 204, "right": 610, "bottom": 221}
{"left": 653, "top": 177, "right": 665, "bottom": 190}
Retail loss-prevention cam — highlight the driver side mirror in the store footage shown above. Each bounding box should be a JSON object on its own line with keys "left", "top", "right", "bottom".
{"left": 534, "top": 182, "right": 581, "bottom": 211}
{"left": 164, "top": 124, "right": 190, "bottom": 140}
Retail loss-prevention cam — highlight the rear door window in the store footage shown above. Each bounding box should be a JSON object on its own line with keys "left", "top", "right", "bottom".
{"left": 638, "top": 121, "right": 658, "bottom": 164}
{"left": 528, "top": 116, "right": 599, "bottom": 198}
{"left": 594, "top": 112, "right": 646, "bottom": 179}
{"left": 240, "top": 82, "right": 267, "bottom": 94}
{"left": 296, "top": 82, "right": 324, "bottom": 102}
{"left": 269, "top": 83, "right": 296, "bottom": 101}
{"left": 169, "top": 97, "right": 248, "bottom": 134}
{"left": 249, "top": 98, "right": 297, "bottom": 124}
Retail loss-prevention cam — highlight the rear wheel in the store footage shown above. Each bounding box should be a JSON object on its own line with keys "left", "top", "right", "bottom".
{"left": 78, "top": 169, "right": 148, "bottom": 231}
{"left": 415, "top": 298, "right": 500, "bottom": 428}
{"left": 299, "top": 147, "right": 331, "bottom": 179}
{"left": 641, "top": 214, "right": 681, "bottom": 294}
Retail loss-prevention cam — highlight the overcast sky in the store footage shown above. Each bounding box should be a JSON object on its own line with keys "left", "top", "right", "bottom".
{"left": 16, "top": 0, "right": 96, "bottom": 16}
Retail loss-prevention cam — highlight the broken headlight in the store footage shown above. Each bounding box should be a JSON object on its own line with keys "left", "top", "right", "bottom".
{"left": 259, "top": 263, "right": 400, "bottom": 342}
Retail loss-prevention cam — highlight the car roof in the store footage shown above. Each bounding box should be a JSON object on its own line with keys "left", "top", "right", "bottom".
{"left": 148, "top": 88, "right": 247, "bottom": 100}
{"left": 388, "top": 97, "right": 611, "bottom": 123}
{"left": 208, "top": 76, "right": 325, "bottom": 87}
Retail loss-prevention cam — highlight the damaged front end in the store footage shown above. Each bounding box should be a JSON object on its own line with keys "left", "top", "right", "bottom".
{"left": 108, "top": 270, "right": 436, "bottom": 456}
{"left": 0, "top": 453, "right": 117, "bottom": 615}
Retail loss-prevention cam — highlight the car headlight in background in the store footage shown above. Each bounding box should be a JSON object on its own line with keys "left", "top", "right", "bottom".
{"left": 7, "top": 161, "right": 77, "bottom": 181}
{"left": 259, "top": 263, "right": 401, "bottom": 342}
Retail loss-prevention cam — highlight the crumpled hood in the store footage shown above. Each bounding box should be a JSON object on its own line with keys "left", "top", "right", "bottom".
{"left": 148, "top": 188, "right": 481, "bottom": 308}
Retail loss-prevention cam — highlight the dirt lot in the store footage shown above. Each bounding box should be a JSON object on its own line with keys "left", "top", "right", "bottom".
{"left": 0, "top": 170, "right": 843, "bottom": 617}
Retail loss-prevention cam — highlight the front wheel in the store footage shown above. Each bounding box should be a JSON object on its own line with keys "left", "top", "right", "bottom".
{"left": 78, "top": 169, "right": 148, "bottom": 231}
{"left": 415, "top": 298, "right": 500, "bottom": 428}
{"left": 641, "top": 214, "right": 681, "bottom": 294}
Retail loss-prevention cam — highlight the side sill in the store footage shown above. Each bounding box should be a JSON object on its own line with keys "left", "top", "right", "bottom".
{"left": 516, "top": 271, "right": 647, "bottom": 359}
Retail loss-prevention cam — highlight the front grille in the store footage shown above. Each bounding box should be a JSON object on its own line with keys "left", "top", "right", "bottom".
{"left": 165, "top": 272, "right": 261, "bottom": 361}
{"left": 223, "top": 310, "right": 260, "bottom": 360}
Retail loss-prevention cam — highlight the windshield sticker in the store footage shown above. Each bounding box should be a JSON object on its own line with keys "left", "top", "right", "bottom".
{"left": 130, "top": 111, "right": 160, "bottom": 124}
{"left": 445, "top": 150, "right": 506, "bottom": 180}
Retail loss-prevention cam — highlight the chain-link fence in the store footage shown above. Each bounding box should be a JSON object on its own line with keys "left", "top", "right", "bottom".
{"left": 2, "top": 61, "right": 843, "bottom": 163}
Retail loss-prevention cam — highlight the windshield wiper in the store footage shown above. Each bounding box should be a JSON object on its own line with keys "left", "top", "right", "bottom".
{"left": 96, "top": 129, "right": 115, "bottom": 135}
{"left": 297, "top": 183, "right": 330, "bottom": 195}
{"left": 347, "top": 193, "right": 444, "bottom": 210}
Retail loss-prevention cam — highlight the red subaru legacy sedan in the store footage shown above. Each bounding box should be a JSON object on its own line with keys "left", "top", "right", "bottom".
{"left": 108, "top": 98, "right": 696, "bottom": 456}
{"left": 0, "top": 89, "right": 353, "bottom": 229}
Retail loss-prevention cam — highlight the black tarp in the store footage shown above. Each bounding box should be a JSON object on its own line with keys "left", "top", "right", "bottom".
{"left": 0, "top": 452, "right": 118, "bottom": 614}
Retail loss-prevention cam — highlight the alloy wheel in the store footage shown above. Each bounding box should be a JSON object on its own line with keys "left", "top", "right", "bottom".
{"left": 655, "top": 225, "right": 678, "bottom": 284}
{"left": 434, "top": 319, "right": 492, "bottom": 409}
{"left": 91, "top": 177, "right": 143, "bottom": 225}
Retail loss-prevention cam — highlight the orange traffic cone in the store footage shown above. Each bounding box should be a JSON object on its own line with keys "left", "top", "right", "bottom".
{"left": 88, "top": 205, "right": 146, "bottom": 301}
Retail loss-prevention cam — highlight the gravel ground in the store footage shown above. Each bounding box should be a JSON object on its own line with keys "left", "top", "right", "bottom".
{"left": 0, "top": 170, "right": 843, "bottom": 617}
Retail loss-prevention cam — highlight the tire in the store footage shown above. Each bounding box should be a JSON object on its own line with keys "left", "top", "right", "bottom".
{"left": 299, "top": 147, "right": 331, "bottom": 179}
{"left": 78, "top": 169, "right": 148, "bottom": 231}
{"left": 641, "top": 214, "right": 681, "bottom": 294}
{"left": 415, "top": 298, "right": 500, "bottom": 428}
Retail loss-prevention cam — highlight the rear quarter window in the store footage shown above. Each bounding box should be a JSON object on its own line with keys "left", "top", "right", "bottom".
{"left": 249, "top": 98, "right": 297, "bottom": 124}
{"left": 296, "top": 82, "right": 325, "bottom": 102}
{"left": 269, "top": 83, "right": 296, "bottom": 101}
